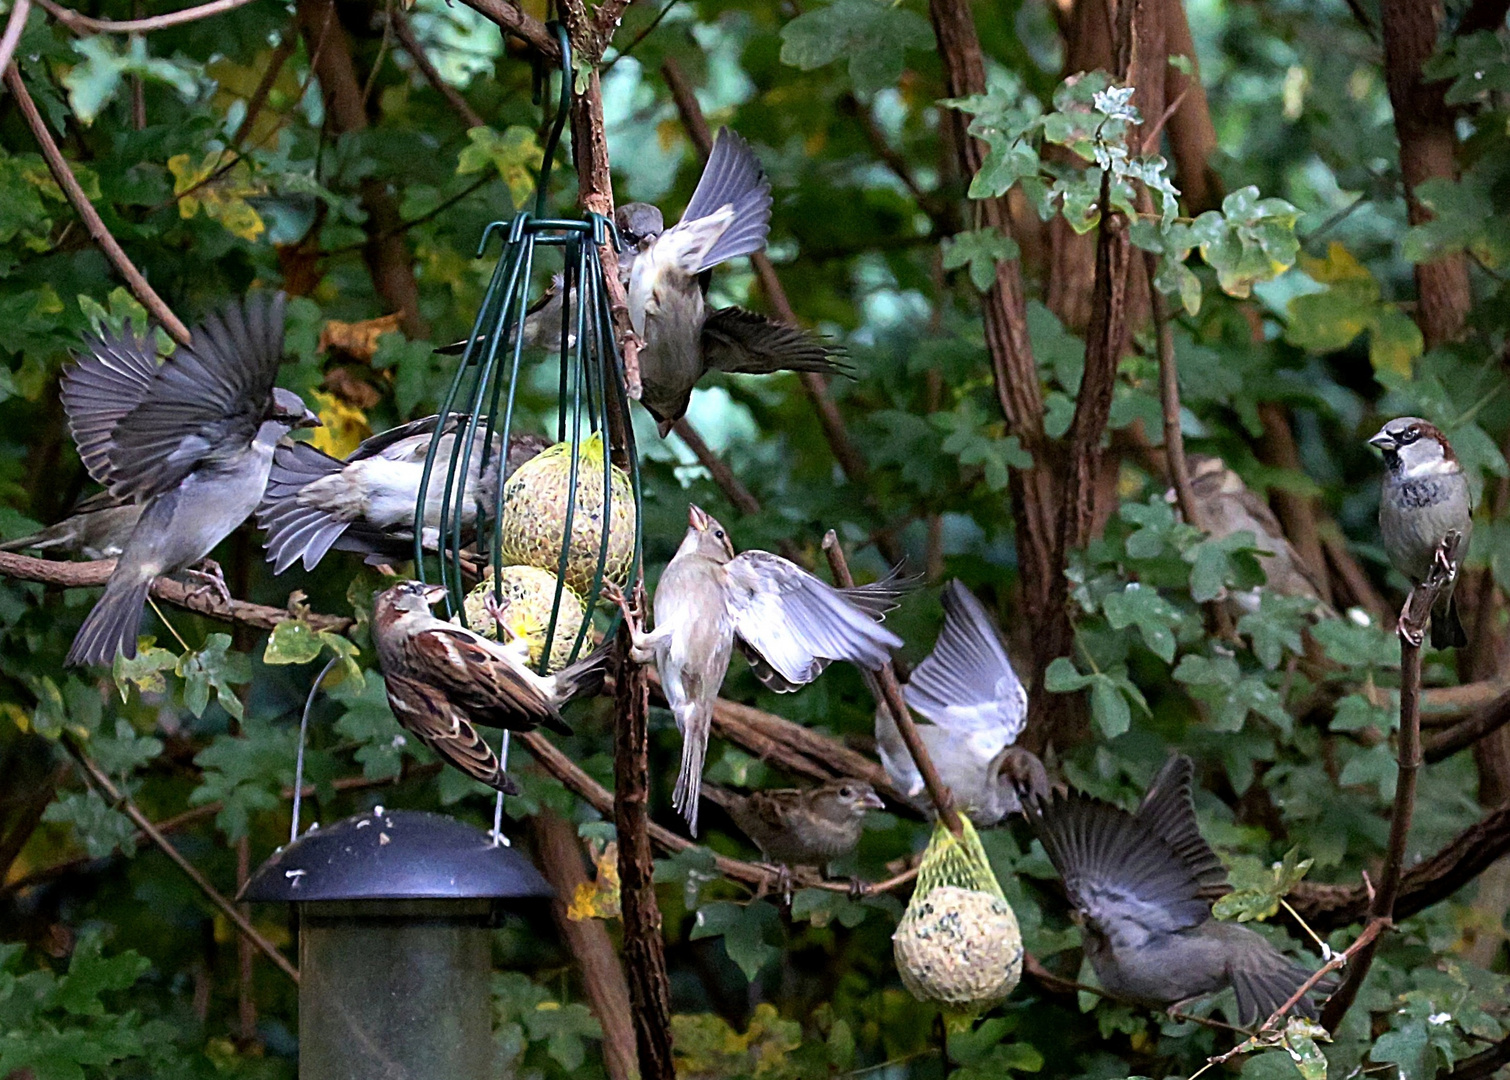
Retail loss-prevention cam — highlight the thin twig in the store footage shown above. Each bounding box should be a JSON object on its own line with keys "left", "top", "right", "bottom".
{"left": 600, "top": 0, "right": 679, "bottom": 75}
{"left": 390, "top": 6, "right": 484, "bottom": 128}
{"left": 1321, "top": 532, "right": 1461, "bottom": 1029}
{"left": 64, "top": 738, "right": 299, "bottom": 983}
{"left": 5, "top": 64, "right": 191, "bottom": 345}
{"left": 33, "top": 0, "right": 256, "bottom": 34}
{"left": 0, "top": 0, "right": 33, "bottom": 79}
{"left": 821, "top": 531, "right": 963, "bottom": 835}
{"left": 230, "top": 31, "right": 296, "bottom": 145}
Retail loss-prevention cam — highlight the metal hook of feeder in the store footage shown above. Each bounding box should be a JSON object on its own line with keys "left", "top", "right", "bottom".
{"left": 533, "top": 21, "right": 573, "bottom": 219}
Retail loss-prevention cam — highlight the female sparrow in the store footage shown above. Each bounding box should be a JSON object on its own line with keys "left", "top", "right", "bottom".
{"left": 372, "top": 581, "right": 609, "bottom": 793}
{"left": 610, "top": 505, "right": 907, "bottom": 834}
{"left": 701, "top": 779, "right": 884, "bottom": 869}
{"left": 1370, "top": 417, "right": 1472, "bottom": 649}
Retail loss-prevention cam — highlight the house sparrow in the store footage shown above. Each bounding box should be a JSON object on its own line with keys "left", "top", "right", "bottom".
{"left": 0, "top": 491, "right": 142, "bottom": 560}
{"left": 436, "top": 273, "right": 573, "bottom": 357}
{"left": 1371, "top": 417, "right": 1472, "bottom": 649}
{"left": 617, "top": 128, "right": 847, "bottom": 437}
{"left": 371, "top": 580, "right": 611, "bottom": 793}
{"left": 60, "top": 294, "right": 319, "bottom": 665}
{"left": 701, "top": 779, "right": 884, "bottom": 869}
{"left": 1018, "top": 754, "right": 1331, "bottom": 1026}
{"left": 875, "top": 580, "right": 1045, "bottom": 826}
{"left": 258, "top": 419, "right": 548, "bottom": 573}
{"left": 1179, "top": 455, "right": 1334, "bottom": 617}
{"left": 611, "top": 504, "right": 907, "bottom": 834}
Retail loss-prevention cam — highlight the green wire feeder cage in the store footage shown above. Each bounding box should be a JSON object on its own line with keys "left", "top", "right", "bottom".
{"left": 414, "top": 22, "right": 644, "bottom": 811}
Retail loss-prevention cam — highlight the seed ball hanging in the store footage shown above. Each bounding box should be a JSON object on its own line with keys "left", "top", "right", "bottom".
{"left": 462, "top": 565, "right": 588, "bottom": 673}
{"left": 498, "top": 432, "right": 635, "bottom": 596}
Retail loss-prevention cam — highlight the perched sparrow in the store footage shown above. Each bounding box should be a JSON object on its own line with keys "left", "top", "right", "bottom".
{"left": 0, "top": 491, "right": 142, "bottom": 560}
{"left": 875, "top": 580, "right": 1045, "bottom": 826}
{"left": 259, "top": 419, "right": 548, "bottom": 573}
{"left": 60, "top": 294, "right": 319, "bottom": 665}
{"left": 371, "top": 581, "right": 610, "bottom": 793}
{"left": 1371, "top": 417, "right": 1472, "bottom": 649}
{"left": 437, "top": 274, "right": 573, "bottom": 357}
{"left": 702, "top": 779, "right": 884, "bottom": 868}
{"left": 613, "top": 504, "right": 907, "bottom": 834}
{"left": 1018, "top": 755, "right": 1331, "bottom": 1026}
{"left": 616, "top": 129, "right": 846, "bottom": 437}
{"left": 1180, "top": 455, "right": 1333, "bottom": 616}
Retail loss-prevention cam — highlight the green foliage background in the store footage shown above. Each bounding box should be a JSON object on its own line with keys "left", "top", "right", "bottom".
{"left": 1, "top": 0, "right": 1509, "bottom": 1077}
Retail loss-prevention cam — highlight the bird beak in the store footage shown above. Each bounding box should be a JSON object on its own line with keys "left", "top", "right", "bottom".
{"left": 688, "top": 504, "right": 710, "bottom": 531}
{"left": 419, "top": 583, "right": 448, "bottom": 606}
{"left": 297, "top": 407, "right": 322, "bottom": 430}
{"left": 1368, "top": 428, "right": 1395, "bottom": 450}
{"left": 860, "top": 792, "right": 885, "bottom": 811}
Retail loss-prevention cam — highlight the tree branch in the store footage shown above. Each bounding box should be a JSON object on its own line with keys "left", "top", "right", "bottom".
{"left": 65, "top": 738, "right": 299, "bottom": 983}
{"left": 32, "top": 0, "right": 255, "bottom": 34}
{"left": 389, "top": 6, "right": 484, "bottom": 130}
{"left": 0, "top": 549, "right": 353, "bottom": 634}
{"left": 1424, "top": 687, "right": 1510, "bottom": 763}
{"left": 1321, "top": 532, "right": 1460, "bottom": 1029}
{"left": 0, "top": 0, "right": 32, "bottom": 78}
{"left": 4, "top": 64, "right": 192, "bottom": 345}
{"left": 456, "top": 0, "right": 558, "bottom": 58}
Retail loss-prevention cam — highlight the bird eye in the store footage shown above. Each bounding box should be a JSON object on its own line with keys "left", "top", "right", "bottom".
{"left": 1401, "top": 427, "right": 1420, "bottom": 444}
{"left": 839, "top": 785, "right": 854, "bottom": 798}
{"left": 715, "top": 530, "right": 725, "bottom": 540}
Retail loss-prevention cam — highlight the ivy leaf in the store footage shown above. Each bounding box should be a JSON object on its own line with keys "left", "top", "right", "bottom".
{"left": 175, "top": 634, "right": 252, "bottom": 720}
{"left": 111, "top": 644, "right": 178, "bottom": 704}
{"left": 779, "top": 0, "right": 934, "bottom": 94}
{"left": 1186, "top": 529, "right": 1265, "bottom": 603}
{"left": 653, "top": 846, "right": 719, "bottom": 910}
{"left": 456, "top": 126, "right": 544, "bottom": 208}
{"left": 1214, "top": 848, "right": 1313, "bottom": 922}
{"left": 264, "top": 620, "right": 364, "bottom": 688}
{"left": 941, "top": 228, "right": 1021, "bottom": 291}
{"left": 690, "top": 900, "right": 781, "bottom": 981}
{"left": 1101, "top": 583, "right": 1181, "bottom": 663}
{"left": 63, "top": 35, "right": 200, "bottom": 125}
{"left": 791, "top": 888, "right": 872, "bottom": 929}
{"left": 331, "top": 675, "right": 408, "bottom": 781}
{"left": 41, "top": 789, "right": 138, "bottom": 859}
{"left": 190, "top": 716, "right": 295, "bottom": 840}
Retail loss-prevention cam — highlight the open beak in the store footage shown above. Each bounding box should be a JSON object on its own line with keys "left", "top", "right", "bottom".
{"left": 419, "top": 583, "right": 449, "bottom": 606}
{"left": 688, "top": 504, "right": 710, "bottom": 531}
{"left": 1368, "top": 427, "right": 1395, "bottom": 450}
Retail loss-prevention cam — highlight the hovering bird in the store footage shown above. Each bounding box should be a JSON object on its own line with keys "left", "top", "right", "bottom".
{"left": 60, "top": 294, "right": 318, "bottom": 665}
{"left": 1370, "top": 417, "right": 1472, "bottom": 649}
{"left": 372, "top": 581, "right": 611, "bottom": 794}
{"left": 1018, "top": 755, "right": 1331, "bottom": 1026}
{"left": 258, "top": 418, "right": 547, "bottom": 573}
{"left": 1179, "top": 455, "right": 1334, "bottom": 617}
{"left": 875, "top": 580, "right": 1044, "bottom": 826}
{"left": 610, "top": 504, "right": 907, "bottom": 834}
{"left": 616, "top": 128, "right": 847, "bottom": 436}
{"left": 0, "top": 492, "right": 142, "bottom": 561}
{"left": 702, "top": 779, "right": 883, "bottom": 870}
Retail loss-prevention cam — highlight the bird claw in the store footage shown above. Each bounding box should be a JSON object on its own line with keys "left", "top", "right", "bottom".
{"left": 847, "top": 876, "right": 867, "bottom": 902}
{"left": 184, "top": 560, "right": 232, "bottom": 606}
{"left": 601, "top": 581, "right": 639, "bottom": 628}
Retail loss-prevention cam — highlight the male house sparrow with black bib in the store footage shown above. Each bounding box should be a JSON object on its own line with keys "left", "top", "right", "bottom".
{"left": 1370, "top": 417, "right": 1472, "bottom": 649}
{"left": 701, "top": 779, "right": 884, "bottom": 870}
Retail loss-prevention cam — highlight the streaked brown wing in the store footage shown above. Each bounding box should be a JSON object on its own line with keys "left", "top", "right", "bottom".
{"left": 411, "top": 626, "right": 569, "bottom": 734}
{"left": 383, "top": 671, "right": 517, "bottom": 794}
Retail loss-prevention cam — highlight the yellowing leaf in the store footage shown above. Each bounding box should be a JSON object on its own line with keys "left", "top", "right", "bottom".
{"left": 318, "top": 312, "right": 403, "bottom": 361}
{"left": 456, "top": 126, "right": 544, "bottom": 207}
{"left": 1299, "top": 241, "right": 1373, "bottom": 284}
{"left": 309, "top": 391, "right": 371, "bottom": 459}
{"left": 566, "top": 840, "right": 620, "bottom": 921}
{"left": 167, "top": 151, "right": 266, "bottom": 242}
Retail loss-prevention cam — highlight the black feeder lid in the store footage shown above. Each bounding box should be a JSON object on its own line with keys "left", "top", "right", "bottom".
{"left": 238, "top": 808, "right": 553, "bottom": 904}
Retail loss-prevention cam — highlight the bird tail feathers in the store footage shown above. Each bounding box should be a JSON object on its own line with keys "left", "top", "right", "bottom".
{"left": 672, "top": 701, "right": 713, "bottom": 836}
{"left": 258, "top": 441, "right": 352, "bottom": 573}
{"left": 554, "top": 644, "right": 613, "bottom": 703}
{"left": 1228, "top": 937, "right": 1331, "bottom": 1026}
{"left": 701, "top": 307, "right": 852, "bottom": 378}
{"left": 68, "top": 571, "right": 151, "bottom": 667}
{"left": 1432, "top": 592, "right": 1468, "bottom": 650}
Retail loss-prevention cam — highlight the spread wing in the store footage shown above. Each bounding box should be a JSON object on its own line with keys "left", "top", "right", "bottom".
{"left": 701, "top": 307, "right": 850, "bottom": 377}
{"left": 382, "top": 671, "right": 517, "bottom": 794}
{"left": 106, "top": 293, "right": 288, "bottom": 500}
{"left": 1025, "top": 787, "right": 1212, "bottom": 939}
{"left": 904, "top": 580, "right": 1026, "bottom": 750}
{"left": 61, "top": 323, "right": 163, "bottom": 490}
{"left": 724, "top": 550, "right": 903, "bottom": 691}
{"left": 406, "top": 623, "right": 571, "bottom": 735}
{"left": 675, "top": 128, "right": 772, "bottom": 271}
{"left": 1135, "top": 754, "right": 1229, "bottom": 898}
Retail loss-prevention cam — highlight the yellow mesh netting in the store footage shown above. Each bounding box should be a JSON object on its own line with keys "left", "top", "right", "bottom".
{"left": 912, "top": 816, "right": 1004, "bottom": 903}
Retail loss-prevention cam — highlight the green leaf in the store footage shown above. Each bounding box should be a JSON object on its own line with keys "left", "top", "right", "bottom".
{"left": 455, "top": 126, "right": 543, "bottom": 207}
{"left": 1101, "top": 583, "right": 1181, "bottom": 663}
{"left": 111, "top": 644, "right": 178, "bottom": 704}
{"left": 63, "top": 36, "right": 201, "bottom": 125}
{"left": 779, "top": 0, "right": 934, "bottom": 93}
{"left": 690, "top": 900, "right": 781, "bottom": 981}
{"left": 1043, "top": 656, "right": 1093, "bottom": 692}
{"left": 1090, "top": 677, "right": 1131, "bottom": 739}
{"left": 941, "top": 228, "right": 1020, "bottom": 291}
{"left": 1281, "top": 1018, "right": 1330, "bottom": 1080}
{"left": 1214, "top": 848, "right": 1313, "bottom": 922}
{"left": 175, "top": 634, "right": 252, "bottom": 720}
{"left": 190, "top": 716, "right": 295, "bottom": 840}
{"left": 41, "top": 789, "right": 138, "bottom": 859}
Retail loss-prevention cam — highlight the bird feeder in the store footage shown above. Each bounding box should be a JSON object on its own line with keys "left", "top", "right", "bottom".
{"left": 415, "top": 19, "right": 643, "bottom": 673}
{"left": 241, "top": 808, "right": 551, "bottom": 1080}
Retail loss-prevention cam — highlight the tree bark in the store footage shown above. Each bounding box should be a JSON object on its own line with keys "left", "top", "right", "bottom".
{"left": 1162, "top": 0, "right": 1221, "bottom": 212}
{"left": 1380, "top": 0, "right": 1471, "bottom": 348}
{"left": 296, "top": 0, "right": 429, "bottom": 338}
{"left": 532, "top": 809, "right": 639, "bottom": 1080}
